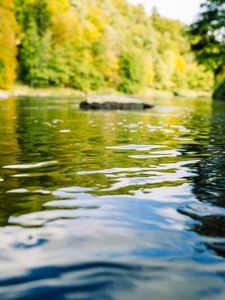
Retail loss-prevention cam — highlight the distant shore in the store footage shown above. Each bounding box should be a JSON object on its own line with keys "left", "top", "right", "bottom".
{"left": 0, "top": 85, "right": 212, "bottom": 100}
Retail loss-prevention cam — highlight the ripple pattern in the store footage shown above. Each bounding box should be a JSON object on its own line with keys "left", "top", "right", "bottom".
{"left": 0, "top": 97, "right": 225, "bottom": 299}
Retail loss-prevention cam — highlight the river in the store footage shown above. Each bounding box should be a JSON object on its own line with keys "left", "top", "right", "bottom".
{"left": 0, "top": 96, "right": 225, "bottom": 299}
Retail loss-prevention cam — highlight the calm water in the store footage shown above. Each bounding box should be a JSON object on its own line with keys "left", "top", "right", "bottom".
{"left": 1, "top": 96, "right": 225, "bottom": 299}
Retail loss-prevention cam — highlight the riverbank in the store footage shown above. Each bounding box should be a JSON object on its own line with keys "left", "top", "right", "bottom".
{"left": 0, "top": 85, "right": 212, "bottom": 100}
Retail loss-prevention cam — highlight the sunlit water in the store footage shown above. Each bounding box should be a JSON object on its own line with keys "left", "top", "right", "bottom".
{"left": 1, "top": 96, "right": 225, "bottom": 299}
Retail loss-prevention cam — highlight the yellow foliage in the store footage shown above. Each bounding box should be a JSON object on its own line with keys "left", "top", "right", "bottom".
{"left": 47, "top": 0, "right": 70, "bottom": 16}
{"left": 103, "top": 53, "right": 120, "bottom": 86}
{"left": 0, "top": 0, "right": 14, "bottom": 10}
{"left": 113, "top": 0, "right": 130, "bottom": 14}
{"left": 0, "top": 0, "right": 18, "bottom": 89}
{"left": 88, "top": 4, "right": 109, "bottom": 32}
{"left": 83, "top": 21, "right": 101, "bottom": 43}
{"left": 145, "top": 58, "right": 155, "bottom": 86}
{"left": 83, "top": 50, "right": 94, "bottom": 65}
{"left": 175, "top": 55, "right": 186, "bottom": 71}
{"left": 52, "top": 11, "right": 82, "bottom": 45}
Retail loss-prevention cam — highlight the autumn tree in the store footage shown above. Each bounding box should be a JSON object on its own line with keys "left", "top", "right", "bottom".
{"left": 0, "top": 0, "right": 18, "bottom": 89}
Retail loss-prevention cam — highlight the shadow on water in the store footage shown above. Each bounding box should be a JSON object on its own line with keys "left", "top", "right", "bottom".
{"left": 179, "top": 100, "right": 225, "bottom": 258}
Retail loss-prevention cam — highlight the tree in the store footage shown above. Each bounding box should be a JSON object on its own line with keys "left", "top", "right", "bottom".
{"left": 0, "top": 0, "right": 215, "bottom": 92}
{"left": 15, "top": 0, "right": 53, "bottom": 86}
{"left": 0, "top": 0, "right": 18, "bottom": 89}
{"left": 118, "top": 48, "right": 147, "bottom": 93}
{"left": 191, "top": 0, "right": 225, "bottom": 100}
{"left": 191, "top": 0, "right": 225, "bottom": 75}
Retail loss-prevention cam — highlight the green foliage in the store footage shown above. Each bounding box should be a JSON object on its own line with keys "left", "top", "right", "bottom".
{"left": 0, "top": 0, "right": 215, "bottom": 93}
{"left": 191, "top": 0, "right": 225, "bottom": 99}
{"left": 191, "top": 0, "right": 225, "bottom": 75}
{"left": 15, "top": 0, "right": 53, "bottom": 86}
{"left": 118, "top": 49, "right": 147, "bottom": 93}
{"left": 213, "top": 70, "right": 225, "bottom": 100}
{"left": 186, "top": 65, "right": 214, "bottom": 91}
{"left": 213, "top": 80, "right": 225, "bottom": 100}
{"left": 19, "top": 23, "right": 48, "bottom": 86}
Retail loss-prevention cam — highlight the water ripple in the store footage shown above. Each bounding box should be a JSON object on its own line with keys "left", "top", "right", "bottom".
{"left": 106, "top": 144, "right": 165, "bottom": 151}
{"left": 3, "top": 161, "right": 58, "bottom": 170}
{"left": 1, "top": 97, "right": 225, "bottom": 299}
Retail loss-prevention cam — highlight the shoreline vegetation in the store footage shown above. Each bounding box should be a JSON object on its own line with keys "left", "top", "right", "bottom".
{"left": 0, "top": 85, "right": 212, "bottom": 100}
{"left": 0, "top": 0, "right": 214, "bottom": 98}
{"left": 190, "top": 0, "right": 224, "bottom": 101}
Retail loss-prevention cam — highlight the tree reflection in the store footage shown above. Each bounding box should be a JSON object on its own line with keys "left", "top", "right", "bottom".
{"left": 181, "top": 100, "right": 225, "bottom": 257}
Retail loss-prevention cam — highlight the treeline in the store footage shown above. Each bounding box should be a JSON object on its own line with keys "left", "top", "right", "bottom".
{"left": 191, "top": 0, "right": 225, "bottom": 100}
{"left": 0, "top": 0, "right": 213, "bottom": 93}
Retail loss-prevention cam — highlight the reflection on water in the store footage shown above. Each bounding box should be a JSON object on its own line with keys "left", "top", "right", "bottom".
{"left": 1, "top": 96, "right": 225, "bottom": 299}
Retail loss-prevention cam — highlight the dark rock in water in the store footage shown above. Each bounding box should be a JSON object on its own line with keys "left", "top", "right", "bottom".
{"left": 80, "top": 95, "right": 153, "bottom": 110}
{"left": 80, "top": 101, "right": 152, "bottom": 110}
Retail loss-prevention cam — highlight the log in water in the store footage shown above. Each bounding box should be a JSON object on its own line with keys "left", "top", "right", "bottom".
{"left": 80, "top": 95, "right": 154, "bottom": 110}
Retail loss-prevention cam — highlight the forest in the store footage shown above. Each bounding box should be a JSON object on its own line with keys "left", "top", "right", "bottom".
{"left": 0, "top": 0, "right": 223, "bottom": 96}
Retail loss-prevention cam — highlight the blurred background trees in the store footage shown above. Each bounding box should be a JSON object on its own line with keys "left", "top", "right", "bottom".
{"left": 0, "top": 0, "right": 215, "bottom": 93}
{"left": 191, "top": 0, "right": 225, "bottom": 100}
{"left": 0, "top": 0, "right": 18, "bottom": 89}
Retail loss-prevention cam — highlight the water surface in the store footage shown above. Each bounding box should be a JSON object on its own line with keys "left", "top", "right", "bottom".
{"left": 1, "top": 96, "right": 225, "bottom": 299}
